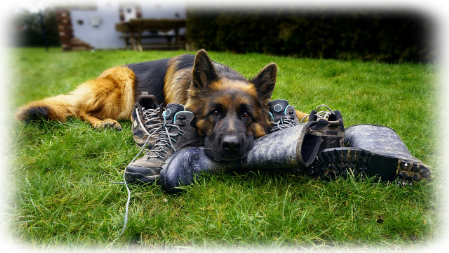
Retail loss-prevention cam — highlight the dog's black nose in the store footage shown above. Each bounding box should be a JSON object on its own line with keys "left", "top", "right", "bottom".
{"left": 222, "top": 135, "right": 241, "bottom": 153}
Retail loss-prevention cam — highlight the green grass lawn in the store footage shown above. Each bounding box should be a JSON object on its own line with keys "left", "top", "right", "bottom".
{"left": 6, "top": 48, "right": 441, "bottom": 250}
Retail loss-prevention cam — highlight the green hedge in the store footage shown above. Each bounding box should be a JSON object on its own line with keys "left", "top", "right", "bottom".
{"left": 186, "top": 8, "right": 435, "bottom": 63}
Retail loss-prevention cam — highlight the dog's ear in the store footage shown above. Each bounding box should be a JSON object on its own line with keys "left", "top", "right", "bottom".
{"left": 191, "top": 49, "right": 219, "bottom": 91}
{"left": 251, "top": 63, "right": 277, "bottom": 104}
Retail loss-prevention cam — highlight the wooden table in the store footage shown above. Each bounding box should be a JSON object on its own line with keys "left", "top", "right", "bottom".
{"left": 115, "top": 18, "right": 186, "bottom": 51}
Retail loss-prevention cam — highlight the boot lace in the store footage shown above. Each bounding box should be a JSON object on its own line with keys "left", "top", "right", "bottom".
{"left": 140, "top": 106, "right": 163, "bottom": 135}
{"left": 147, "top": 122, "right": 184, "bottom": 160}
{"left": 119, "top": 116, "right": 163, "bottom": 236}
{"left": 300, "top": 104, "right": 335, "bottom": 123}
{"left": 269, "top": 117, "right": 297, "bottom": 133}
{"left": 314, "top": 104, "right": 334, "bottom": 120}
{"left": 119, "top": 114, "right": 182, "bottom": 236}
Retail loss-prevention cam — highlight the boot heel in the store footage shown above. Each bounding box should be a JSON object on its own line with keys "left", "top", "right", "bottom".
{"left": 396, "top": 161, "right": 432, "bottom": 183}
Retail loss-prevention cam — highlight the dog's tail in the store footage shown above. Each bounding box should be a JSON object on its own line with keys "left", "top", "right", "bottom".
{"left": 15, "top": 94, "right": 78, "bottom": 123}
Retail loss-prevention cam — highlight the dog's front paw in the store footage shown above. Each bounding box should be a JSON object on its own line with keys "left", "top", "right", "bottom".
{"left": 95, "top": 119, "right": 122, "bottom": 131}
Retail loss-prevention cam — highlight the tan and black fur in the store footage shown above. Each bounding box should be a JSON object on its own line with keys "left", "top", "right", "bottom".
{"left": 16, "top": 49, "right": 307, "bottom": 161}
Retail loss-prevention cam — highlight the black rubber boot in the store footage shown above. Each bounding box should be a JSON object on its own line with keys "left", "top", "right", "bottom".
{"left": 308, "top": 124, "right": 432, "bottom": 183}
{"left": 160, "top": 122, "right": 322, "bottom": 193}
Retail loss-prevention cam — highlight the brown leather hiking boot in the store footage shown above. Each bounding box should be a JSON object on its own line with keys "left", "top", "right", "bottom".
{"left": 307, "top": 104, "right": 345, "bottom": 150}
{"left": 267, "top": 99, "right": 300, "bottom": 133}
{"left": 125, "top": 103, "right": 201, "bottom": 184}
{"left": 131, "top": 92, "right": 163, "bottom": 149}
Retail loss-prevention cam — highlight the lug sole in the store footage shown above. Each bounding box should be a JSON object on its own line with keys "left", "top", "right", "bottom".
{"left": 308, "top": 147, "right": 431, "bottom": 183}
{"left": 124, "top": 167, "right": 160, "bottom": 184}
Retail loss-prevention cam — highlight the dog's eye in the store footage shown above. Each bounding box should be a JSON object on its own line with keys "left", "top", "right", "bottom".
{"left": 242, "top": 111, "right": 251, "bottom": 117}
{"left": 211, "top": 109, "right": 220, "bottom": 116}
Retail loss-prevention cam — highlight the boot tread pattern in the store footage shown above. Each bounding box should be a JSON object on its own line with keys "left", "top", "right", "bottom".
{"left": 396, "top": 161, "right": 432, "bottom": 182}
{"left": 308, "top": 147, "right": 431, "bottom": 183}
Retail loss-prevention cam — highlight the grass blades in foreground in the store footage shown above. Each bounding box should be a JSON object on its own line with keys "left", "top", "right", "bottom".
{"left": 7, "top": 48, "right": 440, "bottom": 250}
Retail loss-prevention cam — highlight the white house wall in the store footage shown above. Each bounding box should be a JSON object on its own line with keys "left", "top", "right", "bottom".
{"left": 140, "top": 1, "right": 186, "bottom": 19}
{"left": 71, "top": 2, "right": 123, "bottom": 49}
{"left": 70, "top": 0, "right": 187, "bottom": 49}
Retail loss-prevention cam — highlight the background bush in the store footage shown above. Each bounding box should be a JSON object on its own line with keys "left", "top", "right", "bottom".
{"left": 11, "top": 8, "right": 60, "bottom": 47}
{"left": 186, "top": 7, "right": 435, "bottom": 63}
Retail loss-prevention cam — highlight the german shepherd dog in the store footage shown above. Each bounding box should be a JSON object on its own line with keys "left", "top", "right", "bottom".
{"left": 16, "top": 49, "right": 307, "bottom": 161}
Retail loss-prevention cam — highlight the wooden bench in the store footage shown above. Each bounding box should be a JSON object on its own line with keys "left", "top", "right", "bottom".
{"left": 115, "top": 19, "right": 186, "bottom": 51}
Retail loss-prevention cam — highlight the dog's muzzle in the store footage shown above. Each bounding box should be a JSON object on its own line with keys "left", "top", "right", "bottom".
{"left": 204, "top": 133, "right": 253, "bottom": 162}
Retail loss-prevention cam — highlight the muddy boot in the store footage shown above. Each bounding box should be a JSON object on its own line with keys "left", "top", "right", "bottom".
{"left": 267, "top": 99, "right": 300, "bottom": 133}
{"left": 160, "top": 122, "right": 322, "bottom": 193}
{"left": 125, "top": 103, "right": 201, "bottom": 184}
{"left": 131, "top": 92, "right": 163, "bottom": 149}
{"left": 309, "top": 124, "right": 432, "bottom": 183}
{"left": 307, "top": 104, "right": 345, "bottom": 150}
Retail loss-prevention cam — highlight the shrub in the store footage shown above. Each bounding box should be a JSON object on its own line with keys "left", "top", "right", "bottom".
{"left": 186, "top": 7, "right": 435, "bottom": 63}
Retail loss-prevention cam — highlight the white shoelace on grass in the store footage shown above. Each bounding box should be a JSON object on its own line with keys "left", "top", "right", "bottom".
{"left": 119, "top": 125, "right": 161, "bottom": 236}
{"left": 119, "top": 115, "right": 179, "bottom": 235}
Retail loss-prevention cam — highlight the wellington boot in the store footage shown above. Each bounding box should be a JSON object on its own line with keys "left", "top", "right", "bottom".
{"left": 160, "top": 122, "right": 322, "bottom": 193}
{"left": 308, "top": 124, "right": 431, "bottom": 183}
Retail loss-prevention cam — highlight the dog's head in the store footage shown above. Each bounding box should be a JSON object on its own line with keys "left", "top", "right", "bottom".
{"left": 185, "top": 49, "right": 276, "bottom": 162}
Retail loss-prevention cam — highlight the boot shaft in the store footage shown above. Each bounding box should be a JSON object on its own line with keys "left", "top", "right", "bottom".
{"left": 344, "top": 124, "right": 412, "bottom": 159}
{"left": 161, "top": 122, "right": 323, "bottom": 193}
{"left": 167, "top": 110, "right": 201, "bottom": 152}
